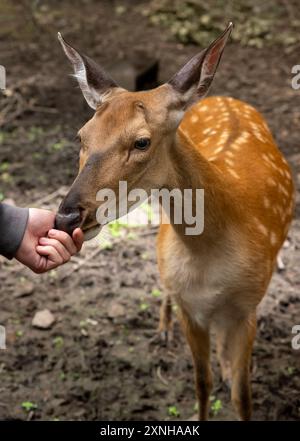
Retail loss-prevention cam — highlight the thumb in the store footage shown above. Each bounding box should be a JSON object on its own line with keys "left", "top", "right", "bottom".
{"left": 72, "top": 228, "right": 84, "bottom": 251}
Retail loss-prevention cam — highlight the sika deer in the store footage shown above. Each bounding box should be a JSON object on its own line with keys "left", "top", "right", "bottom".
{"left": 55, "top": 23, "right": 295, "bottom": 420}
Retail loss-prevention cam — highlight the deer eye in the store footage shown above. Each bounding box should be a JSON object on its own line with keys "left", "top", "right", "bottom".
{"left": 134, "top": 138, "right": 151, "bottom": 150}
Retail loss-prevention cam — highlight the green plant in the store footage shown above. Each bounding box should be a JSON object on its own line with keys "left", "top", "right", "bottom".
{"left": 0, "top": 161, "right": 9, "bottom": 172}
{"left": 140, "top": 302, "right": 150, "bottom": 311}
{"left": 168, "top": 405, "right": 180, "bottom": 417}
{"left": 53, "top": 336, "right": 64, "bottom": 348}
{"left": 211, "top": 398, "right": 222, "bottom": 416}
{"left": 52, "top": 139, "right": 67, "bottom": 151}
{"left": 108, "top": 220, "right": 123, "bottom": 237}
{"left": 151, "top": 288, "right": 161, "bottom": 297}
{"left": 28, "top": 126, "right": 44, "bottom": 142}
{"left": 126, "top": 232, "right": 137, "bottom": 240}
{"left": 21, "top": 401, "right": 37, "bottom": 412}
{"left": 286, "top": 366, "right": 295, "bottom": 375}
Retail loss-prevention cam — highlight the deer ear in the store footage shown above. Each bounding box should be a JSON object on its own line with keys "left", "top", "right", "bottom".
{"left": 58, "top": 32, "right": 119, "bottom": 109}
{"left": 168, "top": 22, "right": 233, "bottom": 109}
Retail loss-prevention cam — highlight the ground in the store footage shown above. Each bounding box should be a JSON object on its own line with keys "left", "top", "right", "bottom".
{"left": 0, "top": 0, "right": 299, "bottom": 421}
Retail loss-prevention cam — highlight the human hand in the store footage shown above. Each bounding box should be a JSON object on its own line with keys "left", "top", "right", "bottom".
{"left": 15, "top": 208, "right": 83, "bottom": 273}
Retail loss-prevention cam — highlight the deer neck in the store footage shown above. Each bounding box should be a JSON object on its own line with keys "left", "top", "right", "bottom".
{"left": 164, "top": 127, "right": 235, "bottom": 250}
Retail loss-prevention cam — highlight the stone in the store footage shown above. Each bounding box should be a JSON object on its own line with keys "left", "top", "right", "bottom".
{"left": 107, "top": 303, "right": 125, "bottom": 318}
{"left": 32, "top": 309, "right": 55, "bottom": 329}
{"left": 15, "top": 279, "right": 35, "bottom": 298}
{"left": 2, "top": 198, "right": 16, "bottom": 206}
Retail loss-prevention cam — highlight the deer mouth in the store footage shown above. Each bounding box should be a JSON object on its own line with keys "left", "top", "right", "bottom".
{"left": 83, "top": 225, "right": 101, "bottom": 242}
{"left": 82, "top": 225, "right": 102, "bottom": 241}
{"left": 79, "top": 209, "right": 102, "bottom": 241}
{"left": 81, "top": 215, "right": 102, "bottom": 241}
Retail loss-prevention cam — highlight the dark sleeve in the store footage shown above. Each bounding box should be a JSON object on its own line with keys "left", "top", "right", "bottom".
{"left": 0, "top": 203, "right": 29, "bottom": 259}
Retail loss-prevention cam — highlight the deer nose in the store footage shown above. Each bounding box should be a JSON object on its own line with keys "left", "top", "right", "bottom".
{"left": 55, "top": 209, "right": 82, "bottom": 236}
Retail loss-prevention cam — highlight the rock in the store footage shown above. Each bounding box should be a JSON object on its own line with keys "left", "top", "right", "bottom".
{"left": 15, "top": 279, "right": 35, "bottom": 298}
{"left": 2, "top": 198, "right": 16, "bottom": 206}
{"left": 32, "top": 309, "right": 55, "bottom": 329}
{"left": 107, "top": 303, "right": 125, "bottom": 318}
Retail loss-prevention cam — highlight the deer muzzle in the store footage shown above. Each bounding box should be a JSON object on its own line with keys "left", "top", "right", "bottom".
{"left": 55, "top": 209, "right": 82, "bottom": 236}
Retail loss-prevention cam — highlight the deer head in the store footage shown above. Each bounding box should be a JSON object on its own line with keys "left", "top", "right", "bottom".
{"left": 55, "top": 23, "right": 232, "bottom": 239}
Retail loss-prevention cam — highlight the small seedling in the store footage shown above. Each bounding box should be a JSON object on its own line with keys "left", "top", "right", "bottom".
{"left": 168, "top": 405, "right": 180, "bottom": 417}
{"left": 0, "top": 162, "right": 9, "bottom": 172}
{"left": 32, "top": 152, "right": 42, "bottom": 159}
{"left": 126, "top": 232, "right": 137, "bottom": 240}
{"left": 286, "top": 366, "right": 295, "bottom": 375}
{"left": 21, "top": 401, "right": 37, "bottom": 412}
{"left": 72, "top": 372, "right": 80, "bottom": 380}
{"left": 52, "top": 139, "right": 67, "bottom": 151}
{"left": 1, "top": 172, "right": 13, "bottom": 183}
{"left": 211, "top": 398, "right": 222, "bottom": 416}
{"left": 109, "top": 220, "right": 123, "bottom": 237}
{"left": 140, "top": 302, "right": 149, "bottom": 311}
{"left": 16, "top": 330, "right": 23, "bottom": 338}
{"left": 53, "top": 336, "right": 64, "bottom": 348}
{"left": 28, "top": 126, "right": 44, "bottom": 142}
{"left": 100, "top": 239, "right": 113, "bottom": 250}
{"left": 151, "top": 288, "right": 161, "bottom": 297}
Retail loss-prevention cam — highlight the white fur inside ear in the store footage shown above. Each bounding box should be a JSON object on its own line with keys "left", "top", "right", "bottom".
{"left": 182, "top": 84, "right": 197, "bottom": 104}
{"left": 72, "top": 64, "right": 101, "bottom": 110}
{"left": 172, "top": 109, "right": 185, "bottom": 127}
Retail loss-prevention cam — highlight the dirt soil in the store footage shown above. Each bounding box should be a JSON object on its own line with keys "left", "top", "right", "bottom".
{"left": 0, "top": 0, "right": 300, "bottom": 421}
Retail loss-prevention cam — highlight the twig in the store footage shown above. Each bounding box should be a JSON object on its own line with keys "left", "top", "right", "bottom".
{"left": 156, "top": 366, "right": 169, "bottom": 386}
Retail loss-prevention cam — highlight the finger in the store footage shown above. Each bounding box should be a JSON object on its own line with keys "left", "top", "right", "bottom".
{"left": 36, "top": 245, "right": 64, "bottom": 267}
{"left": 38, "top": 237, "right": 71, "bottom": 261}
{"left": 72, "top": 228, "right": 84, "bottom": 251}
{"left": 31, "top": 255, "right": 48, "bottom": 274}
{"left": 48, "top": 229, "right": 77, "bottom": 255}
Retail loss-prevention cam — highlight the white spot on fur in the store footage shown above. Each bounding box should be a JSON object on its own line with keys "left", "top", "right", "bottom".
{"left": 267, "top": 177, "right": 276, "bottom": 187}
{"left": 225, "top": 158, "right": 234, "bottom": 167}
{"left": 213, "top": 146, "right": 223, "bottom": 155}
{"left": 270, "top": 231, "right": 278, "bottom": 246}
{"left": 278, "top": 183, "right": 289, "bottom": 197}
{"left": 227, "top": 169, "right": 240, "bottom": 179}
{"left": 253, "top": 217, "right": 268, "bottom": 236}
{"left": 263, "top": 196, "right": 270, "bottom": 209}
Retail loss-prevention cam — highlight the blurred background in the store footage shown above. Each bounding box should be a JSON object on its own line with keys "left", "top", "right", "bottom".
{"left": 0, "top": 0, "right": 299, "bottom": 421}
